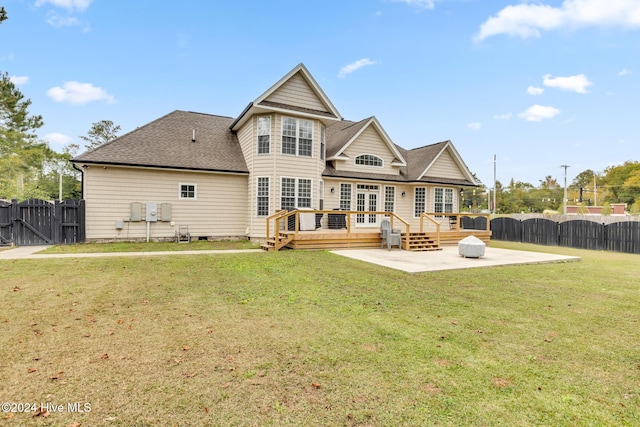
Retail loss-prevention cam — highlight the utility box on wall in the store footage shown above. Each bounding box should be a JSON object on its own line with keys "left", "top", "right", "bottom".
{"left": 130, "top": 202, "right": 142, "bottom": 221}
{"left": 160, "top": 203, "right": 172, "bottom": 221}
{"left": 146, "top": 202, "right": 158, "bottom": 222}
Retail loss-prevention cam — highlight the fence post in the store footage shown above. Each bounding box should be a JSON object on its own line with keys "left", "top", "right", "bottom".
{"left": 10, "top": 199, "right": 19, "bottom": 245}
{"left": 79, "top": 200, "right": 86, "bottom": 243}
{"left": 54, "top": 200, "right": 61, "bottom": 244}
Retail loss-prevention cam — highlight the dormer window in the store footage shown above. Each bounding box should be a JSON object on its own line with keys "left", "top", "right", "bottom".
{"left": 282, "top": 117, "right": 313, "bottom": 157}
{"left": 355, "top": 154, "right": 383, "bottom": 167}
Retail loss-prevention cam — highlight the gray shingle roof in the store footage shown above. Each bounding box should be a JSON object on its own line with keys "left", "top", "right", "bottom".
{"left": 325, "top": 118, "right": 371, "bottom": 158}
{"left": 72, "top": 110, "right": 249, "bottom": 173}
{"left": 323, "top": 140, "right": 476, "bottom": 186}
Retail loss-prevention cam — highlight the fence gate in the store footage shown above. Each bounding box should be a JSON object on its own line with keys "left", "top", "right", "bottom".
{"left": 0, "top": 200, "right": 11, "bottom": 245}
{"left": 0, "top": 199, "right": 85, "bottom": 246}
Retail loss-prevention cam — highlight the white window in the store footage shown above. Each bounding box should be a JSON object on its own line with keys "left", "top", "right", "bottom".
{"left": 257, "top": 177, "right": 269, "bottom": 216}
{"left": 355, "top": 154, "right": 383, "bottom": 167}
{"left": 179, "top": 183, "right": 196, "bottom": 199}
{"left": 414, "top": 187, "right": 426, "bottom": 217}
{"left": 320, "top": 124, "right": 326, "bottom": 160}
{"left": 281, "top": 178, "right": 312, "bottom": 209}
{"left": 340, "top": 183, "right": 352, "bottom": 210}
{"left": 257, "top": 116, "right": 271, "bottom": 154}
{"left": 384, "top": 186, "right": 395, "bottom": 215}
{"left": 435, "top": 188, "right": 454, "bottom": 213}
{"left": 282, "top": 117, "right": 313, "bottom": 157}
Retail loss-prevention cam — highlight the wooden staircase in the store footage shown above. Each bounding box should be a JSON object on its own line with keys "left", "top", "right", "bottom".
{"left": 403, "top": 232, "right": 442, "bottom": 252}
{"left": 260, "top": 232, "right": 294, "bottom": 251}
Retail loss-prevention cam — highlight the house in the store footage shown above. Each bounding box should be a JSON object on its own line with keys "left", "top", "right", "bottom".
{"left": 72, "top": 63, "right": 481, "bottom": 247}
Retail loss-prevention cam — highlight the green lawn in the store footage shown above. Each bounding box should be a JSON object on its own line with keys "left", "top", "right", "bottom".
{"left": 39, "top": 239, "right": 261, "bottom": 253}
{"left": 1, "top": 242, "right": 639, "bottom": 426}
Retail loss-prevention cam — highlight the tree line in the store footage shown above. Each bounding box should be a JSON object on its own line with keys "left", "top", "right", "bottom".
{"left": 464, "top": 163, "right": 640, "bottom": 215}
{"left": 0, "top": 72, "right": 120, "bottom": 201}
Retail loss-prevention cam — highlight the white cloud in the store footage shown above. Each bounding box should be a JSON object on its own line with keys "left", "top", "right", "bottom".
{"left": 543, "top": 74, "right": 592, "bottom": 93}
{"left": 527, "top": 86, "right": 544, "bottom": 95}
{"left": 9, "top": 75, "right": 29, "bottom": 85}
{"left": 44, "top": 132, "right": 72, "bottom": 145}
{"left": 338, "top": 59, "right": 378, "bottom": 78}
{"left": 47, "top": 81, "right": 116, "bottom": 105}
{"left": 618, "top": 68, "right": 632, "bottom": 76}
{"left": 47, "top": 14, "right": 81, "bottom": 27}
{"left": 518, "top": 104, "right": 560, "bottom": 121}
{"left": 390, "top": 0, "right": 436, "bottom": 9}
{"left": 0, "top": 53, "right": 15, "bottom": 61}
{"left": 493, "top": 113, "right": 512, "bottom": 120}
{"left": 35, "top": 0, "right": 93, "bottom": 12}
{"left": 475, "top": 0, "right": 640, "bottom": 41}
{"left": 467, "top": 122, "right": 482, "bottom": 131}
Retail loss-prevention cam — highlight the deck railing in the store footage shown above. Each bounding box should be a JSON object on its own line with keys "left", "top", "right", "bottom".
{"left": 419, "top": 213, "right": 441, "bottom": 248}
{"left": 422, "top": 212, "right": 491, "bottom": 232}
{"left": 265, "top": 210, "right": 412, "bottom": 250}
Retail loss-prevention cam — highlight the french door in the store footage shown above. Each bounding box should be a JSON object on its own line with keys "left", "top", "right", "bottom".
{"left": 356, "top": 184, "right": 379, "bottom": 225}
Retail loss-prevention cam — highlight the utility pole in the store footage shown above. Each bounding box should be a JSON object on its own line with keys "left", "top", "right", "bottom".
{"left": 561, "top": 164, "right": 570, "bottom": 215}
{"left": 593, "top": 174, "right": 597, "bottom": 206}
{"left": 493, "top": 154, "right": 497, "bottom": 214}
{"left": 58, "top": 163, "right": 63, "bottom": 201}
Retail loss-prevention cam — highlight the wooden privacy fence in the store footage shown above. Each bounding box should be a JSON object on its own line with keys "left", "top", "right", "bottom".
{"left": 491, "top": 217, "right": 640, "bottom": 254}
{"left": 0, "top": 199, "right": 85, "bottom": 246}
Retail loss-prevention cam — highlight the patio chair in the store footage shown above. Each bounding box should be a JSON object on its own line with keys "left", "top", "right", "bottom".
{"left": 380, "top": 219, "right": 402, "bottom": 251}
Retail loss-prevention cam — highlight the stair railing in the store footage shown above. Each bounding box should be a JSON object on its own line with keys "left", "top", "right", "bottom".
{"left": 419, "top": 213, "right": 441, "bottom": 248}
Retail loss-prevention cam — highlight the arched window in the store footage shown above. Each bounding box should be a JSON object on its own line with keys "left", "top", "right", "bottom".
{"left": 355, "top": 154, "right": 383, "bottom": 167}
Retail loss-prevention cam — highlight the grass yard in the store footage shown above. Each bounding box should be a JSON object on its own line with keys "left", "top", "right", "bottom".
{"left": 39, "top": 239, "right": 261, "bottom": 253}
{"left": 1, "top": 242, "right": 639, "bottom": 426}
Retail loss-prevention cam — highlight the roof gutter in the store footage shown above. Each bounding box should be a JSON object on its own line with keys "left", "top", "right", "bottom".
{"left": 229, "top": 102, "right": 254, "bottom": 131}
{"left": 72, "top": 162, "right": 84, "bottom": 199}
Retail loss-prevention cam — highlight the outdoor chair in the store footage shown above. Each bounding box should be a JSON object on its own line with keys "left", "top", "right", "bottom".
{"left": 449, "top": 215, "right": 458, "bottom": 230}
{"left": 380, "top": 219, "right": 402, "bottom": 251}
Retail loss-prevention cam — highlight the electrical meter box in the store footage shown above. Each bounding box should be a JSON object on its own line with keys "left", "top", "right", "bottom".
{"left": 146, "top": 202, "right": 158, "bottom": 222}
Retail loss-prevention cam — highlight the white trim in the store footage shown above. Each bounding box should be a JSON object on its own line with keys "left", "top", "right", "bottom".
{"left": 354, "top": 153, "right": 384, "bottom": 168}
{"left": 355, "top": 183, "right": 380, "bottom": 226}
{"left": 74, "top": 163, "right": 248, "bottom": 176}
{"left": 179, "top": 183, "right": 197, "bottom": 200}
{"left": 339, "top": 182, "right": 352, "bottom": 210}
{"left": 280, "top": 176, "right": 313, "bottom": 209}
{"left": 254, "top": 64, "right": 342, "bottom": 119}
{"left": 256, "top": 115, "right": 271, "bottom": 155}
{"left": 256, "top": 176, "right": 270, "bottom": 217}
{"left": 331, "top": 117, "right": 407, "bottom": 167}
{"left": 281, "top": 116, "right": 313, "bottom": 157}
{"left": 414, "top": 186, "right": 426, "bottom": 217}
{"left": 384, "top": 185, "right": 396, "bottom": 214}
{"left": 417, "top": 141, "right": 477, "bottom": 183}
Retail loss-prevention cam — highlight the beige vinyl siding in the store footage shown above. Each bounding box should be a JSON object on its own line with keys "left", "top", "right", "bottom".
{"left": 337, "top": 126, "right": 400, "bottom": 175}
{"left": 265, "top": 73, "right": 328, "bottom": 112}
{"left": 423, "top": 149, "right": 466, "bottom": 180}
{"left": 237, "top": 118, "right": 255, "bottom": 171}
{"left": 83, "top": 166, "right": 248, "bottom": 241}
{"left": 246, "top": 114, "right": 326, "bottom": 238}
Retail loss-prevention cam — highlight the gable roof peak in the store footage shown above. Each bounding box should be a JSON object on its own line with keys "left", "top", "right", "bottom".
{"left": 231, "top": 63, "right": 342, "bottom": 130}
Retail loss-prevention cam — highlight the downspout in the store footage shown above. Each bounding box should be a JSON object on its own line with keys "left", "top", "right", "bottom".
{"left": 72, "top": 163, "right": 84, "bottom": 199}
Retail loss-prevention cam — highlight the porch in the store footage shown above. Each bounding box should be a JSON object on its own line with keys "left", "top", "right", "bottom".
{"left": 261, "top": 210, "right": 491, "bottom": 251}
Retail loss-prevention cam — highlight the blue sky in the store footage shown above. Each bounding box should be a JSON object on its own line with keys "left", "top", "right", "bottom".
{"left": 2, "top": 0, "right": 639, "bottom": 187}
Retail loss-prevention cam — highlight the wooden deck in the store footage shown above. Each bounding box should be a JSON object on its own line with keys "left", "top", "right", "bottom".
{"left": 262, "top": 210, "right": 491, "bottom": 251}
{"left": 275, "top": 228, "right": 490, "bottom": 250}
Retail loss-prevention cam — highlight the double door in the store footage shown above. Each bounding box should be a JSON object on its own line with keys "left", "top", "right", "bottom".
{"left": 356, "top": 184, "right": 379, "bottom": 226}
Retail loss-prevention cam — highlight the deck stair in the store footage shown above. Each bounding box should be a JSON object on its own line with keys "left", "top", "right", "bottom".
{"left": 261, "top": 231, "right": 294, "bottom": 252}
{"left": 403, "top": 232, "right": 442, "bottom": 252}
